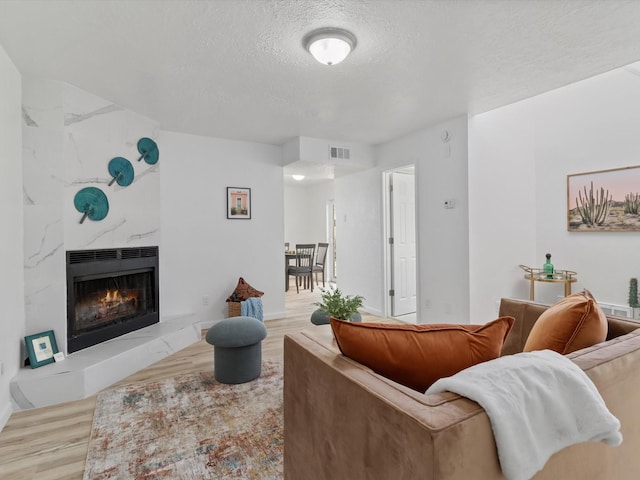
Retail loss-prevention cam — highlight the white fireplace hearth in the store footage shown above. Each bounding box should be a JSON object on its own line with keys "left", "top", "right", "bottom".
{"left": 10, "top": 314, "right": 200, "bottom": 410}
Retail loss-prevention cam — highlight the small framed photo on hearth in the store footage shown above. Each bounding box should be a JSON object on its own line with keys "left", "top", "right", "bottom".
{"left": 227, "top": 187, "right": 251, "bottom": 219}
{"left": 24, "top": 330, "right": 59, "bottom": 368}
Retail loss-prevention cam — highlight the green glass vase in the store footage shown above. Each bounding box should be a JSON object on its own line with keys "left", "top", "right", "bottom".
{"left": 543, "top": 253, "right": 554, "bottom": 279}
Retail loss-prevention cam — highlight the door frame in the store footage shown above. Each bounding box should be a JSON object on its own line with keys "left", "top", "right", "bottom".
{"left": 382, "top": 164, "right": 418, "bottom": 320}
{"left": 326, "top": 198, "right": 337, "bottom": 282}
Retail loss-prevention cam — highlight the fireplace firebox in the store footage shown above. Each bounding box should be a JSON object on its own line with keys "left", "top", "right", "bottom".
{"left": 66, "top": 246, "right": 159, "bottom": 354}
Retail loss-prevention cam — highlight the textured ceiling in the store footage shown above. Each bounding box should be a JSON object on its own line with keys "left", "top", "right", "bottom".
{"left": 1, "top": 0, "right": 640, "bottom": 147}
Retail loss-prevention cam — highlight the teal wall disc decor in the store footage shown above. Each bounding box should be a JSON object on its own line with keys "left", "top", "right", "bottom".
{"left": 108, "top": 157, "right": 134, "bottom": 186}
{"left": 74, "top": 187, "right": 109, "bottom": 224}
{"left": 136, "top": 137, "right": 159, "bottom": 164}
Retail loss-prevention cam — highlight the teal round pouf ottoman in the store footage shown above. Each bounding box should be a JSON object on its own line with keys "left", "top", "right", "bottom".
{"left": 310, "top": 309, "right": 330, "bottom": 325}
{"left": 206, "top": 316, "right": 267, "bottom": 384}
{"left": 310, "top": 309, "right": 362, "bottom": 324}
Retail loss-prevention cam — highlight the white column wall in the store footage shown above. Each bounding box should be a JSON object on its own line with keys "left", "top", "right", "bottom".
{"left": 0, "top": 43, "right": 24, "bottom": 429}
{"left": 468, "top": 104, "right": 537, "bottom": 323}
{"left": 334, "top": 168, "right": 385, "bottom": 316}
{"left": 159, "top": 131, "right": 285, "bottom": 322}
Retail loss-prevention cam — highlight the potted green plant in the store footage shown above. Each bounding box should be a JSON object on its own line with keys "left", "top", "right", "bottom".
{"left": 312, "top": 287, "right": 364, "bottom": 324}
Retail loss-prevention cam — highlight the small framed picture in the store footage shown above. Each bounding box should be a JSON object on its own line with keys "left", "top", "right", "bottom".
{"left": 24, "top": 330, "right": 59, "bottom": 368}
{"left": 227, "top": 187, "right": 251, "bottom": 219}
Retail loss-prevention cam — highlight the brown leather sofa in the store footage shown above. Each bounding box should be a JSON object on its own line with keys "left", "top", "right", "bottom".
{"left": 283, "top": 298, "right": 640, "bottom": 480}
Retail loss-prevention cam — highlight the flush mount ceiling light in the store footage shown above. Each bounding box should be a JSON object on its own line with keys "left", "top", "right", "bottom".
{"left": 303, "top": 27, "right": 357, "bottom": 66}
{"left": 292, "top": 174, "right": 305, "bottom": 181}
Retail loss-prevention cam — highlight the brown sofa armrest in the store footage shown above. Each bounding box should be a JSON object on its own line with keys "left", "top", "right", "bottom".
{"left": 283, "top": 328, "right": 503, "bottom": 480}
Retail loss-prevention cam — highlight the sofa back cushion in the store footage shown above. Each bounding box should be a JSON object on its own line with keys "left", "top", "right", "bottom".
{"left": 330, "top": 316, "right": 514, "bottom": 392}
{"left": 523, "top": 290, "right": 607, "bottom": 354}
{"left": 499, "top": 299, "right": 549, "bottom": 355}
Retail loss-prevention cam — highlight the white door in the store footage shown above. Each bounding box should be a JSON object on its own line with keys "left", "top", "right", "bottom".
{"left": 390, "top": 170, "right": 417, "bottom": 317}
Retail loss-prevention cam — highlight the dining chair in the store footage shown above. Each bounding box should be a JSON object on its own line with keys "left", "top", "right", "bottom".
{"left": 287, "top": 244, "right": 316, "bottom": 293}
{"left": 312, "top": 243, "right": 329, "bottom": 287}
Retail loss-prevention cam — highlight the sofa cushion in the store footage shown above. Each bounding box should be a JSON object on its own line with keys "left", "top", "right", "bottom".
{"left": 523, "top": 290, "right": 607, "bottom": 354}
{"left": 329, "top": 316, "right": 514, "bottom": 392}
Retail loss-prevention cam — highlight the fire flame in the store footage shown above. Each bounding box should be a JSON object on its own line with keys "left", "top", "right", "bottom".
{"left": 103, "top": 289, "right": 122, "bottom": 304}
{"left": 101, "top": 289, "right": 137, "bottom": 306}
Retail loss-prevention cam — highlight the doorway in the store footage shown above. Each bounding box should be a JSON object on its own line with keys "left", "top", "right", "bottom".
{"left": 384, "top": 166, "right": 417, "bottom": 322}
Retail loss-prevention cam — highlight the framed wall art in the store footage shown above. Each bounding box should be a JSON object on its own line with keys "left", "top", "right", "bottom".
{"left": 568, "top": 165, "right": 640, "bottom": 232}
{"left": 227, "top": 187, "right": 251, "bottom": 219}
{"left": 24, "top": 330, "right": 59, "bottom": 368}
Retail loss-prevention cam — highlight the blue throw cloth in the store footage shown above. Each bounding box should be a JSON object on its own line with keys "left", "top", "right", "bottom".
{"left": 241, "top": 297, "right": 263, "bottom": 322}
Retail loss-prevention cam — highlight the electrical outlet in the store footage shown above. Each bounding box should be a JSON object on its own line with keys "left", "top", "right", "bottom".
{"left": 444, "top": 199, "right": 456, "bottom": 209}
{"left": 0, "top": 362, "right": 3, "bottom": 377}
{"left": 202, "top": 295, "right": 210, "bottom": 306}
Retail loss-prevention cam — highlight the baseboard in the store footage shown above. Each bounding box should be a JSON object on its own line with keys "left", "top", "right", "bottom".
{"left": 0, "top": 400, "right": 12, "bottom": 432}
{"left": 362, "top": 305, "right": 384, "bottom": 317}
{"left": 200, "top": 319, "right": 217, "bottom": 330}
{"left": 264, "top": 311, "right": 287, "bottom": 321}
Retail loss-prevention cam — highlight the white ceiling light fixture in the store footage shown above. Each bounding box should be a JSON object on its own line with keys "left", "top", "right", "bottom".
{"left": 303, "top": 27, "right": 357, "bottom": 66}
{"left": 292, "top": 174, "right": 305, "bottom": 181}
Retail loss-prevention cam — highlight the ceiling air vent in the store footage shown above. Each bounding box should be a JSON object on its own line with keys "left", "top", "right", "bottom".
{"left": 329, "top": 146, "right": 351, "bottom": 161}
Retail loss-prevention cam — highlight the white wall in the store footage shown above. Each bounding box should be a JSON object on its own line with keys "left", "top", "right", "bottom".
{"left": 334, "top": 168, "right": 385, "bottom": 315}
{"left": 283, "top": 136, "right": 375, "bottom": 169}
{"left": 468, "top": 103, "right": 537, "bottom": 323}
{"left": 159, "top": 131, "right": 285, "bottom": 322}
{"left": 284, "top": 181, "right": 333, "bottom": 247}
{"left": 336, "top": 116, "right": 470, "bottom": 322}
{"left": 298, "top": 136, "right": 375, "bottom": 168}
{"left": 469, "top": 65, "right": 640, "bottom": 322}
{"left": 375, "top": 116, "right": 470, "bottom": 323}
{"left": 0, "top": 44, "right": 24, "bottom": 429}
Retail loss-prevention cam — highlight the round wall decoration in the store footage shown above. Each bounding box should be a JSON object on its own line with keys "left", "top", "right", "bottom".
{"left": 136, "top": 137, "right": 159, "bottom": 165}
{"left": 74, "top": 187, "right": 109, "bottom": 224}
{"left": 107, "top": 157, "right": 135, "bottom": 186}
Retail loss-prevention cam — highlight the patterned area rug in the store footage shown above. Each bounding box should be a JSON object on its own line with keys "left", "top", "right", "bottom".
{"left": 84, "top": 361, "right": 283, "bottom": 479}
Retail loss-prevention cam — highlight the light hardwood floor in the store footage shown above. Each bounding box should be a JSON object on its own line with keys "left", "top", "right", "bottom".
{"left": 0, "top": 285, "right": 389, "bottom": 480}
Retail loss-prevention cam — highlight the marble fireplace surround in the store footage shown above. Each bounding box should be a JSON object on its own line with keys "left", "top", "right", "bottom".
{"left": 15, "top": 78, "right": 204, "bottom": 411}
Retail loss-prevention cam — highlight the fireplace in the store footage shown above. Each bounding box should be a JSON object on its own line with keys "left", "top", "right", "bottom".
{"left": 66, "top": 246, "right": 159, "bottom": 354}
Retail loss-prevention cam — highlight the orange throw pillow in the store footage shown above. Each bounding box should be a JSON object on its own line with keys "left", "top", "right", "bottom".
{"left": 330, "top": 316, "right": 514, "bottom": 392}
{"left": 523, "top": 290, "right": 607, "bottom": 354}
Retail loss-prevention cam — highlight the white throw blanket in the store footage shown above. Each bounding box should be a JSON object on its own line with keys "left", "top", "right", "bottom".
{"left": 425, "top": 349, "right": 622, "bottom": 480}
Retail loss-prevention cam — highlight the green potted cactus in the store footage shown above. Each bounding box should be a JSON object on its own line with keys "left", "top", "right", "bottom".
{"left": 311, "top": 287, "right": 364, "bottom": 324}
{"left": 630, "top": 278, "right": 640, "bottom": 319}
